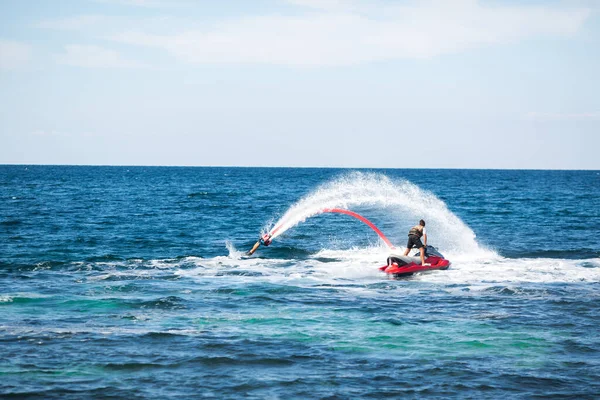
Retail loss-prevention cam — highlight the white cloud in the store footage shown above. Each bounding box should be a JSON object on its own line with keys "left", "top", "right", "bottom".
{"left": 109, "top": 0, "right": 591, "bottom": 67}
{"left": 36, "top": 15, "right": 109, "bottom": 31}
{"left": 92, "top": 0, "right": 187, "bottom": 7}
{"left": 36, "top": 14, "right": 176, "bottom": 35}
{"left": 285, "top": 0, "right": 354, "bottom": 11}
{"left": 31, "top": 130, "right": 69, "bottom": 137}
{"left": 55, "top": 45, "right": 146, "bottom": 68}
{"left": 0, "top": 39, "right": 31, "bottom": 69}
{"left": 526, "top": 111, "right": 600, "bottom": 121}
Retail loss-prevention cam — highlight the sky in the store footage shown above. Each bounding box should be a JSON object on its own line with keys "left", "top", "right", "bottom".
{"left": 0, "top": 0, "right": 599, "bottom": 169}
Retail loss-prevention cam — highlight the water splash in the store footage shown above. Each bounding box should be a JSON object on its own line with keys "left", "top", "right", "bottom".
{"left": 225, "top": 240, "right": 244, "bottom": 259}
{"left": 267, "top": 172, "right": 489, "bottom": 256}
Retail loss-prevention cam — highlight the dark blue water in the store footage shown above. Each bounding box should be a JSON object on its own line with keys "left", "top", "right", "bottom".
{"left": 1, "top": 166, "right": 599, "bottom": 398}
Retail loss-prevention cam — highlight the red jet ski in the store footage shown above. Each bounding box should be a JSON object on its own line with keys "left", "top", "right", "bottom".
{"left": 380, "top": 246, "right": 450, "bottom": 277}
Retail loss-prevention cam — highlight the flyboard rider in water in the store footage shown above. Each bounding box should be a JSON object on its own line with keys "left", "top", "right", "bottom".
{"left": 246, "top": 233, "right": 272, "bottom": 256}
{"left": 403, "top": 219, "right": 430, "bottom": 266}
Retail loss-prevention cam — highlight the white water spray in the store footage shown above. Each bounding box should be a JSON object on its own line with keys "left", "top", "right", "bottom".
{"left": 267, "top": 172, "right": 489, "bottom": 256}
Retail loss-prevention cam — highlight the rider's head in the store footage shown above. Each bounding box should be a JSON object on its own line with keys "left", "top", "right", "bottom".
{"left": 419, "top": 219, "right": 426, "bottom": 227}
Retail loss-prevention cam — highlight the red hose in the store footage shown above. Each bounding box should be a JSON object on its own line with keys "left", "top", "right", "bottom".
{"left": 270, "top": 208, "right": 395, "bottom": 249}
{"left": 321, "top": 208, "right": 395, "bottom": 249}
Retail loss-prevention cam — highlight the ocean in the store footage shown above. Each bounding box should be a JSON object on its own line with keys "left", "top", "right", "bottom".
{"left": 1, "top": 166, "right": 599, "bottom": 398}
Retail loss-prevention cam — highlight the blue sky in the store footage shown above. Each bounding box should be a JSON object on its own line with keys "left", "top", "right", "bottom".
{"left": 1, "top": 0, "right": 598, "bottom": 169}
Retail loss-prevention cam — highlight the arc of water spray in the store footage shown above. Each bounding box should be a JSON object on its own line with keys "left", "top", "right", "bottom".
{"left": 247, "top": 172, "right": 482, "bottom": 257}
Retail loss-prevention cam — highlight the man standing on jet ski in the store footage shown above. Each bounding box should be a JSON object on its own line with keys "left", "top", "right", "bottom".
{"left": 403, "top": 220, "right": 430, "bottom": 266}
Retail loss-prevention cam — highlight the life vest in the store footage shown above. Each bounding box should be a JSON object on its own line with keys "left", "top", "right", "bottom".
{"left": 408, "top": 225, "right": 424, "bottom": 237}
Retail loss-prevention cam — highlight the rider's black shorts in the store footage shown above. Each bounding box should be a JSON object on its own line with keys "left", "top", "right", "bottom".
{"left": 406, "top": 234, "right": 424, "bottom": 249}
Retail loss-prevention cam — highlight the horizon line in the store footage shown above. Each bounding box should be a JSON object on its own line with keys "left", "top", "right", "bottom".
{"left": 1, "top": 163, "right": 598, "bottom": 172}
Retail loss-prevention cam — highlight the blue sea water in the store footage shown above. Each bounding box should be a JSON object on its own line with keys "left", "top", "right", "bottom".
{"left": 1, "top": 165, "right": 599, "bottom": 399}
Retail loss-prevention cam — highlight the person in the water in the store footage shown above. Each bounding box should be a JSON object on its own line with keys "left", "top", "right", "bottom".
{"left": 403, "top": 219, "right": 430, "bottom": 266}
{"left": 247, "top": 233, "right": 272, "bottom": 256}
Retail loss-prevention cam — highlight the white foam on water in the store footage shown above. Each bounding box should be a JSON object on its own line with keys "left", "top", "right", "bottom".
{"left": 60, "top": 249, "right": 600, "bottom": 291}
{"left": 179, "top": 246, "right": 600, "bottom": 288}
{"left": 49, "top": 249, "right": 600, "bottom": 306}
{"left": 0, "top": 325, "right": 208, "bottom": 338}
{"left": 424, "top": 256, "right": 600, "bottom": 285}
